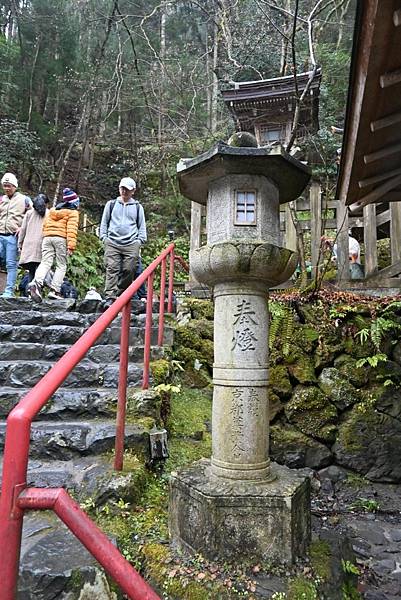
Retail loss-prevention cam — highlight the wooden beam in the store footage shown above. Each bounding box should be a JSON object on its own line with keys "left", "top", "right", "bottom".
{"left": 310, "top": 182, "right": 321, "bottom": 274}
{"left": 284, "top": 203, "right": 297, "bottom": 251}
{"left": 336, "top": 200, "right": 350, "bottom": 282}
{"left": 376, "top": 259, "right": 401, "bottom": 279}
{"left": 337, "top": 277, "right": 401, "bottom": 289}
{"left": 394, "top": 9, "right": 401, "bottom": 26}
{"left": 349, "top": 216, "right": 364, "bottom": 228}
{"left": 189, "top": 201, "right": 202, "bottom": 283}
{"left": 382, "top": 192, "right": 401, "bottom": 202}
{"left": 391, "top": 203, "right": 401, "bottom": 263}
{"left": 280, "top": 219, "right": 337, "bottom": 231}
{"left": 351, "top": 174, "right": 401, "bottom": 209}
{"left": 364, "top": 203, "right": 378, "bottom": 277}
{"left": 376, "top": 209, "right": 390, "bottom": 227}
{"left": 364, "top": 142, "right": 401, "bottom": 164}
{"left": 380, "top": 68, "right": 401, "bottom": 88}
{"left": 370, "top": 110, "right": 401, "bottom": 132}
{"left": 358, "top": 167, "right": 401, "bottom": 189}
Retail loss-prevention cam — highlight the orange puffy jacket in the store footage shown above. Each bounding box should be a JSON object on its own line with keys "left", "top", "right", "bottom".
{"left": 42, "top": 208, "right": 79, "bottom": 251}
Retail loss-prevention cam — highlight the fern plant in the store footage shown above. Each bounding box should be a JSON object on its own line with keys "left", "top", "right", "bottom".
{"left": 269, "top": 302, "right": 296, "bottom": 356}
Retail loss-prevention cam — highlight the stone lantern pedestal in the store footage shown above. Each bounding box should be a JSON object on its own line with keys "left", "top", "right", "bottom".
{"left": 170, "top": 143, "right": 311, "bottom": 564}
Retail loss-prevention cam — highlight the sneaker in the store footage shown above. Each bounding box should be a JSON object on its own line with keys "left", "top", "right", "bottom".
{"left": 102, "top": 297, "right": 116, "bottom": 310}
{"left": 0, "top": 291, "right": 15, "bottom": 299}
{"left": 47, "top": 290, "right": 63, "bottom": 300}
{"left": 27, "top": 281, "right": 43, "bottom": 303}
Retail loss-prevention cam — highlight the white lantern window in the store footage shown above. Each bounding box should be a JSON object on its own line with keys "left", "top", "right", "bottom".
{"left": 235, "top": 190, "right": 256, "bottom": 225}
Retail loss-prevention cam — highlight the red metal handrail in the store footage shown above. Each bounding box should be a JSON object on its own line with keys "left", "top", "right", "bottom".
{"left": 0, "top": 242, "right": 176, "bottom": 600}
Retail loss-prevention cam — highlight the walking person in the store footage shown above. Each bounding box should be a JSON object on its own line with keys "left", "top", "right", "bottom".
{"left": 99, "top": 177, "right": 147, "bottom": 309}
{"left": 18, "top": 193, "right": 50, "bottom": 284}
{"left": 28, "top": 188, "right": 80, "bottom": 302}
{"left": 0, "top": 172, "right": 31, "bottom": 298}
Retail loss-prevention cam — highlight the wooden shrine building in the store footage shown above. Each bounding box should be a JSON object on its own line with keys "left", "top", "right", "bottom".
{"left": 221, "top": 70, "right": 321, "bottom": 146}
{"left": 336, "top": 0, "right": 401, "bottom": 289}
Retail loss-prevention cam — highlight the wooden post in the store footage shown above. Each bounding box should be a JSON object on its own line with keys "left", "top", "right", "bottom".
{"left": 336, "top": 200, "right": 350, "bottom": 281}
{"left": 189, "top": 201, "right": 202, "bottom": 283}
{"left": 364, "top": 203, "right": 378, "bottom": 277}
{"left": 310, "top": 181, "right": 322, "bottom": 278}
{"left": 285, "top": 203, "right": 297, "bottom": 251}
{"left": 390, "top": 202, "right": 401, "bottom": 263}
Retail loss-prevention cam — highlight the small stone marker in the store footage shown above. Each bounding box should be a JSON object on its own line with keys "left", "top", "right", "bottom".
{"left": 170, "top": 142, "right": 312, "bottom": 564}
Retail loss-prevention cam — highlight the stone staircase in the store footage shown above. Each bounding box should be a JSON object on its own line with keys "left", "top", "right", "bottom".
{"left": 0, "top": 296, "right": 174, "bottom": 599}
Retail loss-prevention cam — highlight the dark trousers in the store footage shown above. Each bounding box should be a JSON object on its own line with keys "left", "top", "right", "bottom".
{"left": 104, "top": 240, "right": 140, "bottom": 299}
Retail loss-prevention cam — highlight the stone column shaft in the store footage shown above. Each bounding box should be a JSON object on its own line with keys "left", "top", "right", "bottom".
{"left": 211, "top": 281, "right": 270, "bottom": 480}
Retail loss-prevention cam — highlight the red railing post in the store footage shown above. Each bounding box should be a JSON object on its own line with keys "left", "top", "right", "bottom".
{"left": 167, "top": 247, "right": 175, "bottom": 313}
{"left": 158, "top": 257, "right": 167, "bottom": 346}
{"left": 142, "top": 273, "right": 154, "bottom": 390}
{"left": 17, "top": 488, "right": 160, "bottom": 600}
{"left": 0, "top": 414, "right": 30, "bottom": 600}
{"left": 114, "top": 301, "right": 131, "bottom": 471}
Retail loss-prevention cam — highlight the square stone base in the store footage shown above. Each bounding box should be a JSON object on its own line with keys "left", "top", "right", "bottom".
{"left": 169, "top": 460, "right": 310, "bottom": 565}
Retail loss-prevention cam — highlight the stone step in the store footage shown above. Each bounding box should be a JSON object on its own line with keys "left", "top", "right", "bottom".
{"left": 0, "top": 307, "right": 162, "bottom": 328}
{"left": 0, "top": 454, "right": 148, "bottom": 503}
{"left": 0, "top": 387, "right": 117, "bottom": 419}
{"left": 0, "top": 323, "right": 173, "bottom": 346}
{"left": 0, "top": 360, "right": 143, "bottom": 389}
{"left": 14, "top": 452, "right": 148, "bottom": 598}
{"left": 0, "top": 296, "right": 169, "bottom": 317}
{"left": 0, "top": 420, "right": 149, "bottom": 460}
{"left": 0, "top": 341, "right": 165, "bottom": 362}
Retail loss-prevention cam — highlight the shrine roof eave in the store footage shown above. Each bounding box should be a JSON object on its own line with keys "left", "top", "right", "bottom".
{"left": 222, "top": 82, "right": 320, "bottom": 104}
{"left": 176, "top": 142, "right": 311, "bottom": 206}
{"left": 336, "top": 0, "right": 401, "bottom": 210}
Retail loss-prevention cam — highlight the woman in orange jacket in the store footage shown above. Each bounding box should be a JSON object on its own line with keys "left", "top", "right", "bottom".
{"left": 28, "top": 188, "right": 79, "bottom": 302}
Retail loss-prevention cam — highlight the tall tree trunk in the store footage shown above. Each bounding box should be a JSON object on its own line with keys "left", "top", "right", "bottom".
{"left": 210, "top": 18, "right": 218, "bottom": 134}
{"left": 158, "top": 3, "right": 167, "bottom": 145}
{"left": 27, "top": 35, "right": 41, "bottom": 129}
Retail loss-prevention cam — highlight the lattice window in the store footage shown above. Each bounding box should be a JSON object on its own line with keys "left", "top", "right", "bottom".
{"left": 235, "top": 190, "right": 256, "bottom": 225}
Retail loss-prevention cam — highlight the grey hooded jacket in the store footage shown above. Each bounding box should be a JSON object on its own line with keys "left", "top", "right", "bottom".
{"left": 99, "top": 198, "right": 147, "bottom": 246}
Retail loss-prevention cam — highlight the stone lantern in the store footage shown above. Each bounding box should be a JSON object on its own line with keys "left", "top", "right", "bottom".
{"left": 170, "top": 142, "right": 311, "bottom": 565}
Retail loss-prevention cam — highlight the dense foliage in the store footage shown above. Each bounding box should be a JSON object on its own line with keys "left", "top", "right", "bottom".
{"left": 0, "top": 1, "right": 355, "bottom": 239}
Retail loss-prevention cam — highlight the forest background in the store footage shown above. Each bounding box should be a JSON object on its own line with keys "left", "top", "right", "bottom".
{"left": 0, "top": 0, "right": 356, "bottom": 291}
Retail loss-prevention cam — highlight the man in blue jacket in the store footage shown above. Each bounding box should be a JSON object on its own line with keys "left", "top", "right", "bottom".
{"left": 99, "top": 177, "right": 147, "bottom": 308}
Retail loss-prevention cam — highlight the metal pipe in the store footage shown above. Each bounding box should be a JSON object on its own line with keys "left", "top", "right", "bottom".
{"left": 167, "top": 248, "right": 175, "bottom": 313}
{"left": 114, "top": 301, "right": 131, "bottom": 471}
{"left": 158, "top": 258, "right": 167, "bottom": 346}
{"left": 17, "top": 488, "right": 160, "bottom": 600}
{"left": 0, "top": 243, "right": 174, "bottom": 599}
{"left": 142, "top": 273, "right": 154, "bottom": 390}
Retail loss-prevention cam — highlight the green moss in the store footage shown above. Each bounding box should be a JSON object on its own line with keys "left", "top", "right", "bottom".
{"left": 336, "top": 404, "right": 378, "bottom": 453}
{"left": 314, "top": 332, "right": 345, "bottom": 369}
{"left": 287, "top": 576, "right": 318, "bottom": 600}
{"left": 167, "top": 388, "right": 212, "bottom": 437}
{"left": 142, "top": 544, "right": 232, "bottom": 600}
{"left": 309, "top": 540, "right": 332, "bottom": 582}
{"left": 345, "top": 472, "right": 368, "bottom": 488}
{"left": 128, "top": 416, "right": 156, "bottom": 429}
{"left": 166, "top": 436, "right": 212, "bottom": 472}
{"left": 285, "top": 386, "right": 337, "bottom": 439}
{"left": 334, "top": 355, "right": 369, "bottom": 388}
{"left": 185, "top": 298, "right": 214, "bottom": 321}
{"left": 69, "top": 568, "right": 85, "bottom": 590}
{"left": 150, "top": 359, "right": 170, "bottom": 385}
{"left": 175, "top": 324, "right": 204, "bottom": 351}
{"left": 287, "top": 355, "right": 316, "bottom": 384}
{"left": 269, "top": 365, "right": 292, "bottom": 398}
